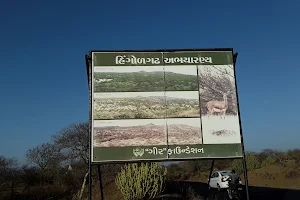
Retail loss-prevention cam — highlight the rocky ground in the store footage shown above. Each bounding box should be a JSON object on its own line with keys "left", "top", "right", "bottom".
{"left": 167, "top": 124, "right": 202, "bottom": 145}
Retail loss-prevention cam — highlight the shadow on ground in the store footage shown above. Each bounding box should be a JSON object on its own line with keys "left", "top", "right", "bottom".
{"left": 159, "top": 181, "right": 300, "bottom": 200}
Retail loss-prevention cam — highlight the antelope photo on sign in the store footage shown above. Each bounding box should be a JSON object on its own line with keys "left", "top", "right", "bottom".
{"left": 198, "top": 65, "right": 242, "bottom": 144}
{"left": 206, "top": 89, "right": 231, "bottom": 119}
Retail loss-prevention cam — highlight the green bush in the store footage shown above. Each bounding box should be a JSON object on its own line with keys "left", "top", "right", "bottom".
{"left": 246, "top": 153, "right": 261, "bottom": 170}
{"left": 115, "top": 162, "right": 167, "bottom": 200}
{"left": 261, "top": 155, "right": 277, "bottom": 167}
{"left": 230, "top": 154, "right": 261, "bottom": 174}
{"left": 230, "top": 159, "right": 243, "bottom": 174}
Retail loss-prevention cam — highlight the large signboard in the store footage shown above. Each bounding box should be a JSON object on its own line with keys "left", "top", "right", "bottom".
{"left": 90, "top": 49, "right": 243, "bottom": 163}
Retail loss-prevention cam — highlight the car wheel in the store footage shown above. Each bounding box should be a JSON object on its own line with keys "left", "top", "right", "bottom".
{"left": 217, "top": 184, "right": 221, "bottom": 191}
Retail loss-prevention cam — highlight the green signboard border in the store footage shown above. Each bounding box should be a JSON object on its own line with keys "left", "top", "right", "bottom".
{"left": 92, "top": 143, "right": 243, "bottom": 163}
{"left": 92, "top": 50, "right": 233, "bottom": 66}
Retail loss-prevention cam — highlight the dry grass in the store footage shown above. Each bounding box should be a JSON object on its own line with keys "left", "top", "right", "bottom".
{"left": 90, "top": 181, "right": 123, "bottom": 200}
{"left": 247, "top": 164, "right": 300, "bottom": 189}
{"left": 85, "top": 163, "right": 300, "bottom": 200}
{"left": 188, "top": 163, "right": 300, "bottom": 190}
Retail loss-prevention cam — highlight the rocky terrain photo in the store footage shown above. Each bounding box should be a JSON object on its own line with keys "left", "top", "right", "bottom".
{"left": 93, "top": 123, "right": 167, "bottom": 147}
{"left": 167, "top": 124, "right": 202, "bottom": 145}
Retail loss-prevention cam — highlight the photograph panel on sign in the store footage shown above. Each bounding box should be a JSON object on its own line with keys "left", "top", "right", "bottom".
{"left": 93, "top": 66, "right": 164, "bottom": 92}
{"left": 198, "top": 65, "right": 242, "bottom": 144}
{"left": 93, "top": 119, "right": 167, "bottom": 147}
{"left": 166, "top": 118, "right": 202, "bottom": 145}
{"left": 165, "top": 91, "right": 200, "bottom": 118}
{"left": 164, "top": 65, "right": 198, "bottom": 91}
{"left": 93, "top": 92, "right": 166, "bottom": 120}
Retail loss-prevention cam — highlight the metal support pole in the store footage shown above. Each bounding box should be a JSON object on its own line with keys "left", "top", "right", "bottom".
{"left": 207, "top": 159, "right": 215, "bottom": 186}
{"left": 242, "top": 157, "right": 250, "bottom": 200}
{"left": 98, "top": 165, "right": 105, "bottom": 200}
{"left": 88, "top": 165, "right": 92, "bottom": 200}
{"left": 204, "top": 159, "right": 215, "bottom": 200}
{"left": 86, "top": 54, "right": 93, "bottom": 200}
{"left": 233, "top": 52, "right": 250, "bottom": 200}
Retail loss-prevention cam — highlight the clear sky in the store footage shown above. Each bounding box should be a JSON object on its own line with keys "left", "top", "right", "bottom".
{"left": 1, "top": 0, "right": 300, "bottom": 163}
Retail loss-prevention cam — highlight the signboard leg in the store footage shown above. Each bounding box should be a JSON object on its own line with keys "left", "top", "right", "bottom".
{"left": 242, "top": 156, "right": 250, "bottom": 200}
{"left": 86, "top": 53, "right": 93, "bottom": 200}
{"left": 88, "top": 165, "right": 92, "bottom": 200}
{"left": 233, "top": 52, "right": 250, "bottom": 200}
{"left": 98, "top": 165, "right": 104, "bottom": 200}
{"left": 204, "top": 159, "right": 215, "bottom": 200}
{"left": 207, "top": 159, "right": 215, "bottom": 186}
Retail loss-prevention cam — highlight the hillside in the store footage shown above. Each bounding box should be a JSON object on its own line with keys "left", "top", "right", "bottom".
{"left": 167, "top": 150, "right": 300, "bottom": 190}
{"left": 93, "top": 123, "right": 202, "bottom": 147}
{"left": 94, "top": 71, "right": 198, "bottom": 92}
{"left": 94, "top": 96, "right": 200, "bottom": 120}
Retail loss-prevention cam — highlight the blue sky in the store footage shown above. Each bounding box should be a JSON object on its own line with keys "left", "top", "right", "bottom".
{"left": 0, "top": 0, "right": 300, "bottom": 163}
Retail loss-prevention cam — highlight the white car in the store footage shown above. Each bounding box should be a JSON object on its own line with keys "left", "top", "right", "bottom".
{"left": 208, "top": 170, "right": 242, "bottom": 191}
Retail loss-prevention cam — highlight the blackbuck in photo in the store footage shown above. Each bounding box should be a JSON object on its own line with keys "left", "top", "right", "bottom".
{"left": 206, "top": 90, "right": 231, "bottom": 119}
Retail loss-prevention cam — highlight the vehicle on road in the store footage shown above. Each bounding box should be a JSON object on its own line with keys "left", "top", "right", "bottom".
{"left": 208, "top": 170, "right": 242, "bottom": 191}
{"left": 226, "top": 174, "right": 243, "bottom": 200}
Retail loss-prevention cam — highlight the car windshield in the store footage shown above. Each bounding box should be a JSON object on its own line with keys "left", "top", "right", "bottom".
{"left": 220, "top": 171, "right": 234, "bottom": 176}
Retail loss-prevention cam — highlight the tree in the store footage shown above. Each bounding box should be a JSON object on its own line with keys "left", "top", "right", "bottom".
{"left": 230, "top": 153, "right": 260, "bottom": 174}
{"left": 245, "top": 153, "right": 260, "bottom": 170}
{"left": 52, "top": 122, "right": 89, "bottom": 165}
{"left": 52, "top": 122, "right": 90, "bottom": 199}
{"left": 0, "top": 156, "right": 19, "bottom": 198}
{"left": 230, "top": 159, "right": 243, "bottom": 174}
{"left": 261, "top": 155, "right": 277, "bottom": 167}
{"left": 0, "top": 155, "right": 18, "bottom": 177}
{"left": 286, "top": 149, "right": 300, "bottom": 162}
{"left": 115, "top": 162, "right": 167, "bottom": 200}
{"left": 20, "top": 165, "right": 41, "bottom": 193}
{"left": 26, "top": 142, "right": 62, "bottom": 185}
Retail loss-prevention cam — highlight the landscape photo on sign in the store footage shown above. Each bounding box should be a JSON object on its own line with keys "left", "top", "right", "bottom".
{"left": 93, "top": 92, "right": 166, "bottom": 120}
{"left": 165, "top": 91, "right": 200, "bottom": 118}
{"left": 93, "top": 119, "right": 167, "bottom": 147}
{"left": 93, "top": 66, "right": 165, "bottom": 92}
{"left": 198, "top": 65, "right": 242, "bottom": 144}
{"left": 164, "top": 65, "right": 198, "bottom": 91}
{"left": 166, "top": 118, "right": 202, "bottom": 145}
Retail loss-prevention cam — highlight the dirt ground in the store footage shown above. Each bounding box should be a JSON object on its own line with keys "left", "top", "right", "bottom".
{"left": 91, "top": 162, "right": 300, "bottom": 200}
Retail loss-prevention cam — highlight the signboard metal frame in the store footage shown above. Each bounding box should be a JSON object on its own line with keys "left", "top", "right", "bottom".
{"left": 85, "top": 48, "right": 250, "bottom": 200}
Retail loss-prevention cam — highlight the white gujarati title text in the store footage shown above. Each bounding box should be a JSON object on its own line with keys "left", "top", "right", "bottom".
{"left": 133, "top": 146, "right": 205, "bottom": 156}
{"left": 115, "top": 55, "right": 213, "bottom": 65}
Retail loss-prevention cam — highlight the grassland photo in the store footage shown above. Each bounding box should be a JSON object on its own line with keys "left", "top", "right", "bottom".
{"left": 93, "top": 92, "right": 166, "bottom": 120}
{"left": 93, "top": 66, "right": 165, "bottom": 92}
{"left": 93, "top": 119, "right": 167, "bottom": 147}
{"left": 198, "top": 65, "right": 241, "bottom": 144}
{"left": 164, "top": 65, "right": 198, "bottom": 91}
{"left": 166, "top": 118, "right": 202, "bottom": 145}
{"left": 165, "top": 91, "right": 200, "bottom": 118}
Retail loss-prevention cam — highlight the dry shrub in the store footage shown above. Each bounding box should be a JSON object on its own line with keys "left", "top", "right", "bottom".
{"left": 285, "top": 170, "right": 300, "bottom": 179}
{"left": 261, "top": 172, "right": 275, "bottom": 180}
